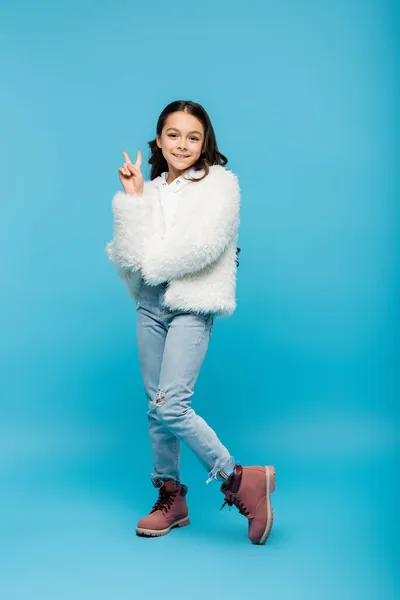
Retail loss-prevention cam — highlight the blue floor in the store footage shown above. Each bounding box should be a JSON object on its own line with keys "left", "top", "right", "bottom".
{"left": 2, "top": 421, "right": 396, "bottom": 600}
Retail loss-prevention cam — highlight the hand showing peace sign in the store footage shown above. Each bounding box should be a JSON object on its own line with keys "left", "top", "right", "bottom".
{"left": 118, "top": 151, "right": 144, "bottom": 195}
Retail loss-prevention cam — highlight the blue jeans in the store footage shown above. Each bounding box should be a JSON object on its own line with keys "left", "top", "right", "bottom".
{"left": 136, "top": 283, "right": 236, "bottom": 486}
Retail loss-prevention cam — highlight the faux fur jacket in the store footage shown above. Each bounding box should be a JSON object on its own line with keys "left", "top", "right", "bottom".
{"left": 106, "top": 165, "right": 241, "bottom": 316}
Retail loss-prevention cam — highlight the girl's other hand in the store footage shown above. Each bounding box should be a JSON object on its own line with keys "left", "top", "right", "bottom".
{"left": 118, "top": 151, "right": 144, "bottom": 195}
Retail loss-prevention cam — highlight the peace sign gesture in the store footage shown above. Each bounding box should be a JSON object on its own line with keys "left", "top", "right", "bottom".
{"left": 118, "top": 151, "right": 144, "bottom": 195}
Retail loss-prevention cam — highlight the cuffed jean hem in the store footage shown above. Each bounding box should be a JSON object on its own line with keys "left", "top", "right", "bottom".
{"left": 151, "top": 476, "right": 180, "bottom": 488}
{"left": 205, "top": 457, "right": 236, "bottom": 485}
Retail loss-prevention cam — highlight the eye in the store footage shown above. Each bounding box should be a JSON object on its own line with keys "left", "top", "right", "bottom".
{"left": 190, "top": 137, "right": 200, "bottom": 141}
{"left": 168, "top": 134, "right": 177, "bottom": 138}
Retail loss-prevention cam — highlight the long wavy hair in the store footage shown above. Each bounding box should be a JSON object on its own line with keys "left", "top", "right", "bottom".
{"left": 147, "top": 100, "right": 228, "bottom": 182}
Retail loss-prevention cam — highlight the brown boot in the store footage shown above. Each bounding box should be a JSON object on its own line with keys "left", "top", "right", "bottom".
{"left": 136, "top": 480, "right": 190, "bottom": 538}
{"left": 220, "top": 465, "right": 276, "bottom": 545}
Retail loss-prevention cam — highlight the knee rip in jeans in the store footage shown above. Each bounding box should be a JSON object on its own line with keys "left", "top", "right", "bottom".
{"left": 156, "top": 388, "right": 166, "bottom": 406}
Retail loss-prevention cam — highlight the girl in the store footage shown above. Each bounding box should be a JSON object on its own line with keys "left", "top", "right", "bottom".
{"left": 106, "top": 100, "right": 275, "bottom": 545}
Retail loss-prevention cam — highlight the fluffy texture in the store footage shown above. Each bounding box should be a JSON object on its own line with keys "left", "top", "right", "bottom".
{"left": 105, "top": 242, "right": 142, "bottom": 301}
{"left": 110, "top": 191, "right": 152, "bottom": 270}
{"left": 107, "top": 165, "right": 241, "bottom": 316}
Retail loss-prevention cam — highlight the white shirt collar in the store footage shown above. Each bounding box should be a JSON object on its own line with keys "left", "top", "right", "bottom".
{"left": 154, "top": 166, "right": 204, "bottom": 193}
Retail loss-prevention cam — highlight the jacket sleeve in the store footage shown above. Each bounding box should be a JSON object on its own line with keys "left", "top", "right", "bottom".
{"left": 106, "top": 241, "right": 141, "bottom": 299}
{"left": 107, "top": 190, "right": 151, "bottom": 271}
{"left": 105, "top": 241, "right": 134, "bottom": 279}
{"left": 141, "top": 171, "right": 240, "bottom": 285}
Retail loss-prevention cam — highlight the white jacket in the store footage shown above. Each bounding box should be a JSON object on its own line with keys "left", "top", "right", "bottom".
{"left": 106, "top": 165, "right": 241, "bottom": 316}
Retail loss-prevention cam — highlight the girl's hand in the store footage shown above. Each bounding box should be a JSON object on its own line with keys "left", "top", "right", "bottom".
{"left": 118, "top": 151, "right": 144, "bottom": 195}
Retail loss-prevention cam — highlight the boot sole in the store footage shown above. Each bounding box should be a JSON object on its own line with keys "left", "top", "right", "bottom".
{"left": 255, "top": 466, "right": 276, "bottom": 545}
{"left": 136, "top": 516, "right": 190, "bottom": 538}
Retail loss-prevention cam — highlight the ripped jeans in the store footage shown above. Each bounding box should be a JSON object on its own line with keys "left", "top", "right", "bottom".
{"left": 136, "top": 282, "right": 236, "bottom": 486}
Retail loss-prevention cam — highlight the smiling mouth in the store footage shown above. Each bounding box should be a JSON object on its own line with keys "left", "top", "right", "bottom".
{"left": 173, "top": 153, "right": 190, "bottom": 159}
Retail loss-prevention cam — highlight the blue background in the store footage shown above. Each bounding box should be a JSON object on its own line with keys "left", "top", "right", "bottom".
{"left": 1, "top": 0, "right": 398, "bottom": 598}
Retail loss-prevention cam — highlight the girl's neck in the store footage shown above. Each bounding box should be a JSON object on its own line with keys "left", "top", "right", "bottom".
{"left": 166, "top": 164, "right": 190, "bottom": 185}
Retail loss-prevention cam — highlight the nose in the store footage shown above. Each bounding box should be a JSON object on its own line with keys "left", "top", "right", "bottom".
{"left": 176, "top": 139, "right": 187, "bottom": 151}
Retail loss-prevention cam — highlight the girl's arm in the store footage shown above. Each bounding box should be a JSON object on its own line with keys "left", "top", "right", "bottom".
{"left": 107, "top": 150, "right": 148, "bottom": 270}
{"left": 141, "top": 171, "right": 240, "bottom": 285}
{"left": 108, "top": 190, "right": 151, "bottom": 271}
{"left": 106, "top": 241, "right": 141, "bottom": 298}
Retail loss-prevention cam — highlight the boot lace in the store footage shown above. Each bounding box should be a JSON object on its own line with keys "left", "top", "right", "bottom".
{"left": 220, "top": 494, "right": 250, "bottom": 517}
{"left": 151, "top": 487, "right": 178, "bottom": 514}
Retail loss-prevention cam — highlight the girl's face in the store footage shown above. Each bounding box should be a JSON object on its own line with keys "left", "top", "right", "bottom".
{"left": 156, "top": 111, "right": 205, "bottom": 173}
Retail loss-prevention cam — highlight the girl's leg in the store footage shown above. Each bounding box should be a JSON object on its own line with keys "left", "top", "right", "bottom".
{"left": 151, "top": 311, "right": 235, "bottom": 484}
{"left": 136, "top": 288, "right": 181, "bottom": 486}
